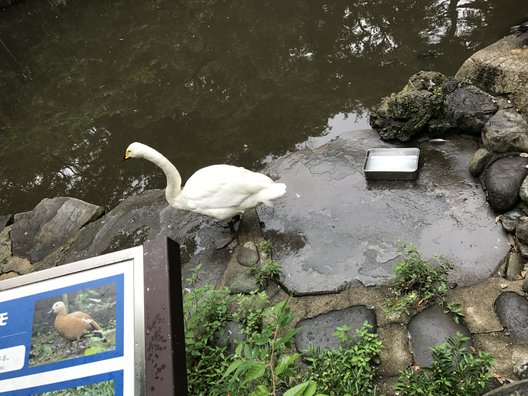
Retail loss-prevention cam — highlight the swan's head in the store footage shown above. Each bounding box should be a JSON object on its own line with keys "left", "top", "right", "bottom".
{"left": 124, "top": 142, "right": 154, "bottom": 160}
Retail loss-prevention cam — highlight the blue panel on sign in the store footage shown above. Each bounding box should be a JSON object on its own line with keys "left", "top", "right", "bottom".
{"left": 0, "top": 274, "right": 124, "bottom": 381}
{"left": 2, "top": 370, "right": 123, "bottom": 396}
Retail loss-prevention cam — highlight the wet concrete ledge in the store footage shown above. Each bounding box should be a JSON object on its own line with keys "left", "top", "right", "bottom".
{"left": 259, "top": 129, "right": 509, "bottom": 295}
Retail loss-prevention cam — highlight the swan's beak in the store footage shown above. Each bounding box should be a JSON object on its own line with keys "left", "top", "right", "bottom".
{"left": 123, "top": 150, "right": 131, "bottom": 160}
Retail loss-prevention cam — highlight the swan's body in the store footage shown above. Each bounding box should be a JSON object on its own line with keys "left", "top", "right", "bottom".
{"left": 124, "top": 142, "right": 286, "bottom": 222}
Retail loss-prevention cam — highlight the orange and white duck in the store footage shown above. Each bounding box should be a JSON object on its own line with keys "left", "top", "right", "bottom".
{"left": 49, "top": 301, "right": 102, "bottom": 349}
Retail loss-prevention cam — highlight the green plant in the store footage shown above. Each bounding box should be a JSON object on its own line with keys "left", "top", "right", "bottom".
{"left": 304, "top": 322, "right": 382, "bottom": 396}
{"left": 184, "top": 265, "right": 278, "bottom": 395}
{"left": 395, "top": 332, "right": 494, "bottom": 396}
{"left": 184, "top": 264, "right": 232, "bottom": 395}
{"left": 222, "top": 299, "right": 315, "bottom": 396}
{"left": 251, "top": 260, "right": 282, "bottom": 288}
{"left": 386, "top": 242, "right": 452, "bottom": 315}
{"left": 444, "top": 301, "right": 464, "bottom": 324}
{"left": 259, "top": 240, "right": 273, "bottom": 257}
{"left": 231, "top": 291, "right": 270, "bottom": 334}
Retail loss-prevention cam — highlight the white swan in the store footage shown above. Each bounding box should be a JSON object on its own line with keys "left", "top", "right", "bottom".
{"left": 123, "top": 142, "right": 286, "bottom": 227}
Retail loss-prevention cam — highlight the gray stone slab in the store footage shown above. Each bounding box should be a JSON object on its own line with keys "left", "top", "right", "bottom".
{"left": 10, "top": 197, "right": 104, "bottom": 263}
{"left": 495, "top": 292, "right": 528, "bottom": 342}
{"left": 260, "top": 129, "right": 509, "bottom": 295}
{"left": 483, "top": 379, "right": 528, "bottom": 396}
{"left": 408, "top": 305, "right": 471, "bottom": 367}
{"left": 295, "top": 305, "right": 376, "bottom": 353}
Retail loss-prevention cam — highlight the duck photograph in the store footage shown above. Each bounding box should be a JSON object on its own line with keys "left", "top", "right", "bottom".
{"left": 29, "top": 283, "right": 117, "bottom": 366}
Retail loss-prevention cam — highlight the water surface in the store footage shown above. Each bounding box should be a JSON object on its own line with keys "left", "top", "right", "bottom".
{"left": 0, "top": 0, "right": 526, "bottom": 214}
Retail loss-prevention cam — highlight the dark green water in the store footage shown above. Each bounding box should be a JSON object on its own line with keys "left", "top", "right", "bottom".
{"left": 0, "top": 0, "right": 526, "bottom": 214}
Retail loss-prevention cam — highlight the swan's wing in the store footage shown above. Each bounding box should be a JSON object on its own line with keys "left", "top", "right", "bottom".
{"left": 182, "top": 165, "right": 275, "bottom": 209}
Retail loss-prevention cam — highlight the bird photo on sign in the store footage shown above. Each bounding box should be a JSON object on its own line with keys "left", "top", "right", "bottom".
{"left": 29, "top": 283, "right": 117, "bottom": 366}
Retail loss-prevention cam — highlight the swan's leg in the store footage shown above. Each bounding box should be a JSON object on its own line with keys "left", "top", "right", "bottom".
{"left": 215, "top": 215, "right": 241, "bottom": 249}
{"left": 227, "top": 215, "right": 242, "bottom": 234}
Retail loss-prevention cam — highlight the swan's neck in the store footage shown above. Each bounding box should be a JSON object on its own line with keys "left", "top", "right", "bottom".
{"left": 142, "top": 149, "right": 182, "bottom": 204}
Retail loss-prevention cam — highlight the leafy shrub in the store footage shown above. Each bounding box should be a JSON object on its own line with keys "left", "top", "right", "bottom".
{"left": 184, "top": 276, "right": 232, "bottom": 395}
{"left": 305, "top": 322, "right": 382, "bottom": 396}
{"left": 250, "top": 260, "right": 282, "bottom": 288}
{"left": 222, "top": 299, "right": 315, "bottom": 396}
{"left": 184, "top": 265, "right": 272, "bottom": 395}
{"left": 386, "top": 242, "right": 455, "bottom": 315}
{"left": 230, "top": 291, "right": 270, "bottom": 335}
{"left": 395, "top": 332, "right": 494, "bottom": 396}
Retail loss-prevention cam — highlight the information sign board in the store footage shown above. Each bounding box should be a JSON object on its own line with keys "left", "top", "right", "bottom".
{"left": 0, "top": 237, "right": 186, "bottom": 395}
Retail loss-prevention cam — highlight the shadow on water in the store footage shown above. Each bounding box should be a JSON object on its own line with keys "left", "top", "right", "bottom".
{"left": 0, "top": 0, "right": 527, "bottom": 214}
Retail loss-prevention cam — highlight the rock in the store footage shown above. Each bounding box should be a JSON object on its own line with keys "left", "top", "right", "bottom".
{"left": 10, "top": 197, "right": 104, "bottom": 263}
{"left": 408, "top": 71, "right": 448, "bottom": 91}
{"left": 408, "top": 305, "right": 471, "bottom": 367}
{"left": 495, "top": 292, "right": 528, "bottom": 342}
{"left": 519, "top": 240, "right": 528, "bottom": 260}
{"left": 520, "top": 177, "right": 528, "bottom": 204}
{"left": 456, "top": 35, "right": 528, "bottom": 118}
{"left": 0, "top": 271, "right": 17, "bottom": 280}
{"left": 370, "top": 70, "right": 501, "bottom": 142}
{"left": 482, "top": 109, "right": 528, "bottom": 153}
{"left": 377, "top": 324, "right": 413, "bottom": 377}
{"left": 237, "top": 241, "right": 259, "bottom": 267}
{"left": 469, "top": 148, "right": 494, "bottom": 177}
{"left": 514, "top": 360, "right": 528, "bottom": 380}
{"left": 295, "top": 306, "right": 377, "bottom": 353}
{"left": 0, "top": 256, "right": 32, "bottom": 275}
{"left": 0, "top": 226, "right": 11, "bottom": 264}
{"left": 214, "top": 321, "right": 246, "bottom": 354}
{"left": 221, "top": 210, "right": 266, "bottom": 292}
{"left": 442, "top": 84, "right": 498, "bottom": 135}
{"left": 483, "top": 379, "right": 528, "bottom": 396}
{"left": 30, "top": 190, "right": 230, "bottom": 286}
{"left": 520, "top": 247, "right": 528, "bottom": 262}
{"left": 225, "top": 270, "right": 260, "bottom": 294}
{"left": 238, "top": 210, "right": 264, "bottom": 243}
{"left": 369, "top": 71, "right": 445, "bottom": 141}
{"left": 523, "top": 277, "right": 528, "bottom": 293}
{"left": 516, "top": 220, "right": 528, "bottom": 245}
{"left": 447, "top": 278, "right": 504, "bottom": 334}
{"left": 499, "top": 208, "right": 526, "bottom": 232}
{"left": 0, "top": 214, "right": 13, "bottom": 232}
{"left": 506, "top": 252, "right": 524, "bottom": 280}
{"left": 483, "top": 156, "right": 528, "bottom": 212}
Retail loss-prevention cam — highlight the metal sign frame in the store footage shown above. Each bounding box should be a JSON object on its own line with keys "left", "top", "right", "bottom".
{"left": 0, "top": 237, "right": 186, "bottom": 395}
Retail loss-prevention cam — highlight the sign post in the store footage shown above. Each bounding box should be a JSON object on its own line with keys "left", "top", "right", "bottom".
{"left": 143, "top": 237, "right": 187, "bottom": 395}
